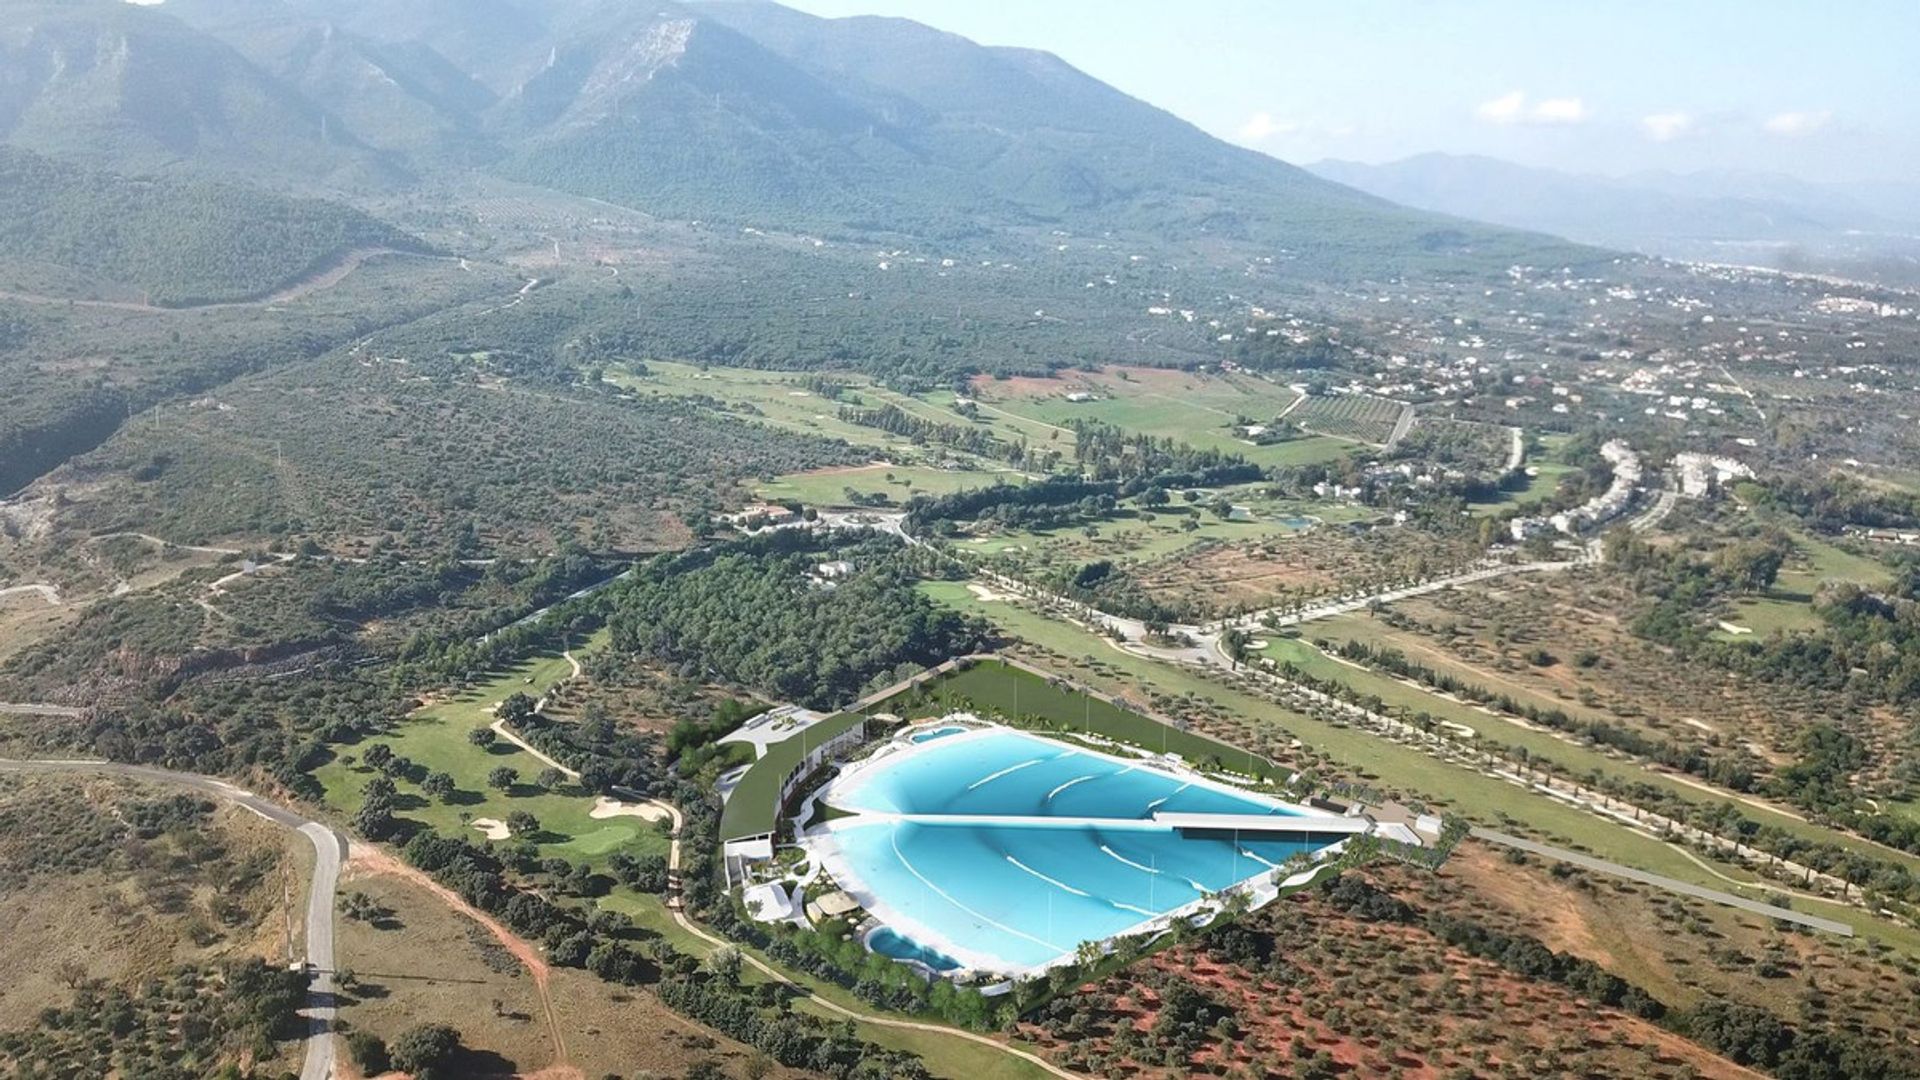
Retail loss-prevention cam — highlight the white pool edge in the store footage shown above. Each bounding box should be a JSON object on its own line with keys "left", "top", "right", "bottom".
{"left": 795, "top": 720, "right": 1361, "bottom": 979}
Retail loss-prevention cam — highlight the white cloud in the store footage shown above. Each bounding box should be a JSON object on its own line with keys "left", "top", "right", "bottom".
{"left": 1640, "top": 111, "right": 1692, "bottom": 142}
{"left": 1476, "top": 91, "right": 1589, "bottom": 126}
{"left": 1764, "top": 109, "right": 1831, "bottom": 137}
{"left": 1476, "top": 91, "right": 1528, "bottom": 125}
{"left": 1238, "top": 112, "right": 1298, "bottom": 142}
{"left": 1530, "top": 97, "right": 1589, "bottom": 124}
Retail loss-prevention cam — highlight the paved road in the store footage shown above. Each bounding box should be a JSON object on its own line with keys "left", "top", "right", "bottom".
{"left": 1471, "top": 828, "right": 1852, "bottom": 936}
{"left": 0, "top": 759, "right": 345, "bottom": 1079}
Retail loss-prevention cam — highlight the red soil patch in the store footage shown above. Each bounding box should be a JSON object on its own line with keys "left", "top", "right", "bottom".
{"left": 346, "top": 846, "right": 575, "bottom": 1075}
{"left": 1020, "top": 871, "right": 1761, "bottom": 1080}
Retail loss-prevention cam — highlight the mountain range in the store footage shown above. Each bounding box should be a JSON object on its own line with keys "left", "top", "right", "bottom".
{"left": 1310, "top": 153, "right": 1920, "bottom": 282}
{"left": 0, "top": 0, "right": 1584, "bottom": 275}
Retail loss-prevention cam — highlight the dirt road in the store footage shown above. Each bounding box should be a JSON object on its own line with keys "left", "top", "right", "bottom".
{"left": 0, "top": 248, "right": 434, "bottom": 314}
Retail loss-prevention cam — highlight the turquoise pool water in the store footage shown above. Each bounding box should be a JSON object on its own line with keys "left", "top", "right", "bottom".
{"left": 868, "top": 926, "right": 962, "bottom": 971}
{"left": 908, "top": 725, "right": 966, "bottom": 744}
{"left": 822, "top": 729, "right": 1336, "bottom": 972}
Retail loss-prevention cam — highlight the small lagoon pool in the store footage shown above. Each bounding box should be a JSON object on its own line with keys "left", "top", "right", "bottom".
{"left": 908, "top": 725, "right": 967, "bottom": 744}
{"left": 868, "top": 926, "right": 962, "bottom": 971}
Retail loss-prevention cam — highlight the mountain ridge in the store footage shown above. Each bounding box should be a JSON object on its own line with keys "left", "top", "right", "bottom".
{"left": 2, "top": 0, "right": 1597, "bottom": 276}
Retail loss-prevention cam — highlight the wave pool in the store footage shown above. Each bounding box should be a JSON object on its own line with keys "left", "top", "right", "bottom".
{"left": 809, "top": 727, "right": 1345, "bottom": 973}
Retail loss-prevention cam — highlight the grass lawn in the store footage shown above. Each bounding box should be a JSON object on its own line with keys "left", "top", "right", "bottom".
{"left": 919, "top": 581, "right": 1920, "bottom": 953}
{"left": 1795, "top": 532, "right": 1892, "bottom": 587}
{"left": 991, "top": 391, "right": 1353, "bottom": 466}
{"left": 314, "top": 636, "right": 668, "bottom": 869}
{"left": 608, "top": 360, "right": 900, "bottom": 450}
{"left": 755, "top": 464, "right": 1023, "bottom": 508}
{"left": 718, "top": 711, "right": 867, "bottom": 841}
{"left": 1713, "top": 594, "right": 1827, "bottom": 640}
{"left": 1710, "top": 530, "right": 1888, "bottom": 641}
{"left": 868, "top": 657, "right": 1281, "bottom": 780}
{"left": 961, "top": 487, "right": 1351, "bottom": 567}
{"left": 965, "top": 367, "right": 1357, "bottom": 467}
{"left": 1469, "top": 462, "right": 1577, "bottom": 515}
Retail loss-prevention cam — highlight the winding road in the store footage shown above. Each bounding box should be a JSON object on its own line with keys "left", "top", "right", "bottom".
{"left": 0, "top": 759, "right": 345, "bottom": 1080}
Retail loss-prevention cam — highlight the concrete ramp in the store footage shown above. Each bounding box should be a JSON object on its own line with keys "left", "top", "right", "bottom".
{"left": 1154, "top": 811, "right": 1371, "bottom": 836}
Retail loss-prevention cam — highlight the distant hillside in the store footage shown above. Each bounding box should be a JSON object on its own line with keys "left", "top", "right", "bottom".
{"left": 145, "top": 0, "right": 1590, "bottom": 277}
{"left": 0, "top": 0, "right": 402, "bottom": 187}
{"left": 0, "top": 147, "right": 420, "bottom": 306}
{"left": 1310, "top": 153, "right": 1920, "bottom": 281}
{"left": 490, "top": 1, "right": 1580, "bottom": 270}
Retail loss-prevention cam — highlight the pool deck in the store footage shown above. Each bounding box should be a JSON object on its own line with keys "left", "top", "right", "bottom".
{"left": 829, "top": 810, "right": 1370, "bottom": 835}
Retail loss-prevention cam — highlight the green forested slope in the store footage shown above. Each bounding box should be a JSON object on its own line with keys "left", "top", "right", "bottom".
{"left": 0, "top": 148, "right": 420, "bottom": 306}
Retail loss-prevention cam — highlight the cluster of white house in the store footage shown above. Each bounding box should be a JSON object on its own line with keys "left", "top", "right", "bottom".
{"left": 1510, "top": 440, "right": 1642, "bottom": 541}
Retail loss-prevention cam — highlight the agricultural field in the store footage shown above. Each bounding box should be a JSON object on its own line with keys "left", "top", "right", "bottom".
{"left": 1329, "top": 581, "right": 1784, "bottom": 756}
{"left": 957, "top": 488, "right": 1333, "bottom": 567}
{"left": 1131, "top": 522, "right": 1483, "bottom": 618}
{"left": 1358, "top": 568, "right": 1901, "bottom": 771}
{"left": 755, "top": 462, "right": 1024, "bottom": 508}
{"left": 608, "top": 359, "right": 905, "bottom": 451}
{"left": 1286, "top": 392, "right": 1409, "bottom": 445}
{"left": 964, "top": 366, "right": 1357, "bottom": 466}
{"left": 313, "top": 639, "right": 671, "bottom": 870}
{"left": 1439, "top": 843, "right": 1920, "bottom": 1040}
{"left": 1393, "top": 415, "right": 1519, "bottom": 474}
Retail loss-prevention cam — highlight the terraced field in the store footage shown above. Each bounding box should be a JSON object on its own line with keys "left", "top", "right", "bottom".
{"left": 1287, "top": 393, "right": 1409, "bottom": 445}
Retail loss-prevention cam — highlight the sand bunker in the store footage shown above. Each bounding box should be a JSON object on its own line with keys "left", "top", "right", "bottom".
{"left": 967, "top": 583, "right": 1012, "bottom": 602}
{"left": 589, "top": 796, "right": 670, "bottom": 823}
{"left": 470, "top": 818, "right": 511, "bottom": 840}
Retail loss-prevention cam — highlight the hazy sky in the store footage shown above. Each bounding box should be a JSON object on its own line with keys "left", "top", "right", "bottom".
{"left": 782, "top": 0, "right": 1916, "bottom": 184}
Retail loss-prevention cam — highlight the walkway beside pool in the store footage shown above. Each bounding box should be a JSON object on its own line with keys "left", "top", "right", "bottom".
{"left": 832, "top": 810, "right": 1372, "bottom": 836}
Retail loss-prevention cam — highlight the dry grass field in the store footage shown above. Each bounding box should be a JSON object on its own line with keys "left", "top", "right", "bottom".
{"left": 333, "top": 861, "right": 805, "bottom": 1080}
{"left": 1133, "top": 526, "right": 1484, "bottom": 617}
{"left": 0, "top": 773, "right": 306, "bottom": 1051}
{"left": 1442, "top": 844, "right": 1920, "bottom": 1062}
{"left": 1359, "top": 570, "right": 1875, "bottom": 764}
